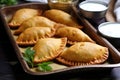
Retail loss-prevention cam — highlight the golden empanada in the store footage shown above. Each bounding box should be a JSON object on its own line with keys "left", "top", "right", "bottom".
{"left": 57, "top": 42, "right": 109, "bottom": 66}
{"left": 43, "top": 9, "right": 83, "bottom": 29}
{"left": 55, "top": 26, "right": 95, "bottom": 44}
{"left": 16, "top": 27, "right": 55, "bottom": 46}
{"left": 9, "top": 8, "right": 42, "bottom": 28}
{"left": 33, "top": 38, "right": 67, "bottom": 63}
{"left": 14, "top": 16, "right": 56, "bottom": 35}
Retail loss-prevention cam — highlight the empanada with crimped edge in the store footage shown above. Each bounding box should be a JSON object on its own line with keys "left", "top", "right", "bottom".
{"left": 9, "top": 8, "right": 42, "bottom": 28}
{"left": 33, "top": 37, "right": 67, "bottom": 63}
{"left": 56, "top": 42, "right": 109, "bottom": 66}
{"left": 55, "top": 26, "right": 95, "bottom": 44}
{"left": 14, "top": 16, "right": 56, "bottom": 35}
{"left": 43, "top": 9, "right": 83, "bottom": 29}
{"left": 16, "top": 27, "right": 55, "bottom": 46}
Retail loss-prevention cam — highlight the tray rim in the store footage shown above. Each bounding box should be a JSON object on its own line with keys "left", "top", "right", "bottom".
{"left": 0, "top": 2, "right": 120, "bottom": 76}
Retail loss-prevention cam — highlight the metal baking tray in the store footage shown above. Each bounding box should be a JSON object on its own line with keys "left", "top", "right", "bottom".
{"left": 0, "top": 3, "right": 120, "bottom": 76}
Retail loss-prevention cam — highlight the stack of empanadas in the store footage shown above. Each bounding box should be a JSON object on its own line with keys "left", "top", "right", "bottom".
{"left": 8, "top": 8, "right": 109, "bottom": 67}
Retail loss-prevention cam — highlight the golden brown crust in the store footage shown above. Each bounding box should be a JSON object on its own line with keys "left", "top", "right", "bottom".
{"left": 55, "top": 26, "right": 95, "bottom": 44}
{"left": 33, "top": 37, "right": 67, "bottom": 63}
{"left": 16, "top": 27, "right": 55, "bottom": 46}
{"left": 43, "top": 9, "right": 83, "bottom": 29}
{"left": 56, "top": 42, "right": 109, "bottom": 66}
{"left": 14, "top": 16, "right": 56, "bottom": 35}
{"left": 9, "top": 8, "right": 42, "bottom": 28}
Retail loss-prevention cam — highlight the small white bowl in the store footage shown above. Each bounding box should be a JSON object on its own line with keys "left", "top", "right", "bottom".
{"left": 98, "top": 22, "right": 120, "bottom": 38}
{"left": 79, "top": 1, "right": 108, "bottom": 19}
{"left": 98, "top": 22, "right": 120, "bottom": 48}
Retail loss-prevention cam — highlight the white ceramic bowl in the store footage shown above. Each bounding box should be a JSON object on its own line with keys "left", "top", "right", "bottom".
{"left": 79, "top": 1, "right": 108, "bottom": 19}
{"left": 98, "top": 22, "right": 120, "bottom": 48}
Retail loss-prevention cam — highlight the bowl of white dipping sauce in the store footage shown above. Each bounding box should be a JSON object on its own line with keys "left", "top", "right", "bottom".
{"left": 79, "top": 1, "right": 108, "bottom": 19}
{"left": 98, "top": 22, "right": 120, "bottom": 48}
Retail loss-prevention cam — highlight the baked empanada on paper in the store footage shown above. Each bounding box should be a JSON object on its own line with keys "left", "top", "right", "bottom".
{"left": 33, "top": 38, "right": 67, "bottom": 63}
{"left": 9, "top": 8, "right": 42, "bottom": 28}
{"left": 55, "top": 26, "right": 95, "bottom": 44}
{"left": 16, "top": 27, "right": 55, "bottom": 46}
{"left": 57, "top": 42, "right": 109, "bottom": 66}
{"left": 14, "top": 16, "right": 56, "bottom": 35}
{"left": 43, "top": 9, "right": 83, "bottom": 29}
